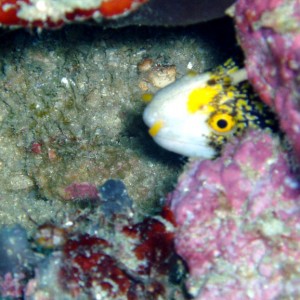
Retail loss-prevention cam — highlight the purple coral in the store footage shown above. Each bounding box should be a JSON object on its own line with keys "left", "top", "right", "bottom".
{"left": 235, "top": 0, "right": 300, "bottom": 159}
{"left": 168, "top": 131, "right": 300, "bottom": 299}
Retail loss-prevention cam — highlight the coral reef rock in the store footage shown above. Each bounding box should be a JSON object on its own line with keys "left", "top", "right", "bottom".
{"left": 169, "top": 130, "right": 300, "bottom": 299}
{"left": 0, "top": 0, "right": 236, "bottom": 29}
{"left": 0, "top": 0, "right": 148, "bottom": 28}
{"left": 235, "top": 0, "right": 300, "bottom": 160}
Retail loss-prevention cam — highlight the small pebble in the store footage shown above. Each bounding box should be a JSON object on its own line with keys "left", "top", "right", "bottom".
{"left": 137, "top": 58, "right": 154, "bottom": 72}
{"left": 148, "top": 65, "right": 177, "bottom": 88}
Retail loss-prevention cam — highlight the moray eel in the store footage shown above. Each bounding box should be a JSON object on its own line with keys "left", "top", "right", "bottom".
{"left": 143, "top": 60, "right": 276, "bottom": 158}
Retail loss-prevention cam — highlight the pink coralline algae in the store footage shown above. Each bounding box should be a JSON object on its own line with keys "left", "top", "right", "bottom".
{"left": 168, "top": 131, "right": 300, "bottom": 299}
{"left": 235, "top": 0, "right": 300, "bottom": 159}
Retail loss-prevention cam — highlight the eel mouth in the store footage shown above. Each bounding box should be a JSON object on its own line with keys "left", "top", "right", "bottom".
{"left": 152, "top": 134, "right": 216, "bottom": 158}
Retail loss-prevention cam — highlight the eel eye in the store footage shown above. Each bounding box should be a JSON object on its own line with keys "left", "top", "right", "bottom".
{"left": 208, "top": 112, "right": 236, "bottom": 133}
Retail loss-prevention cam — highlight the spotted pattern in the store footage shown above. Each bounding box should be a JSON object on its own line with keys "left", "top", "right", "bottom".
{"left": 190, "top": 60, "right": 277, "bottom": 152}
